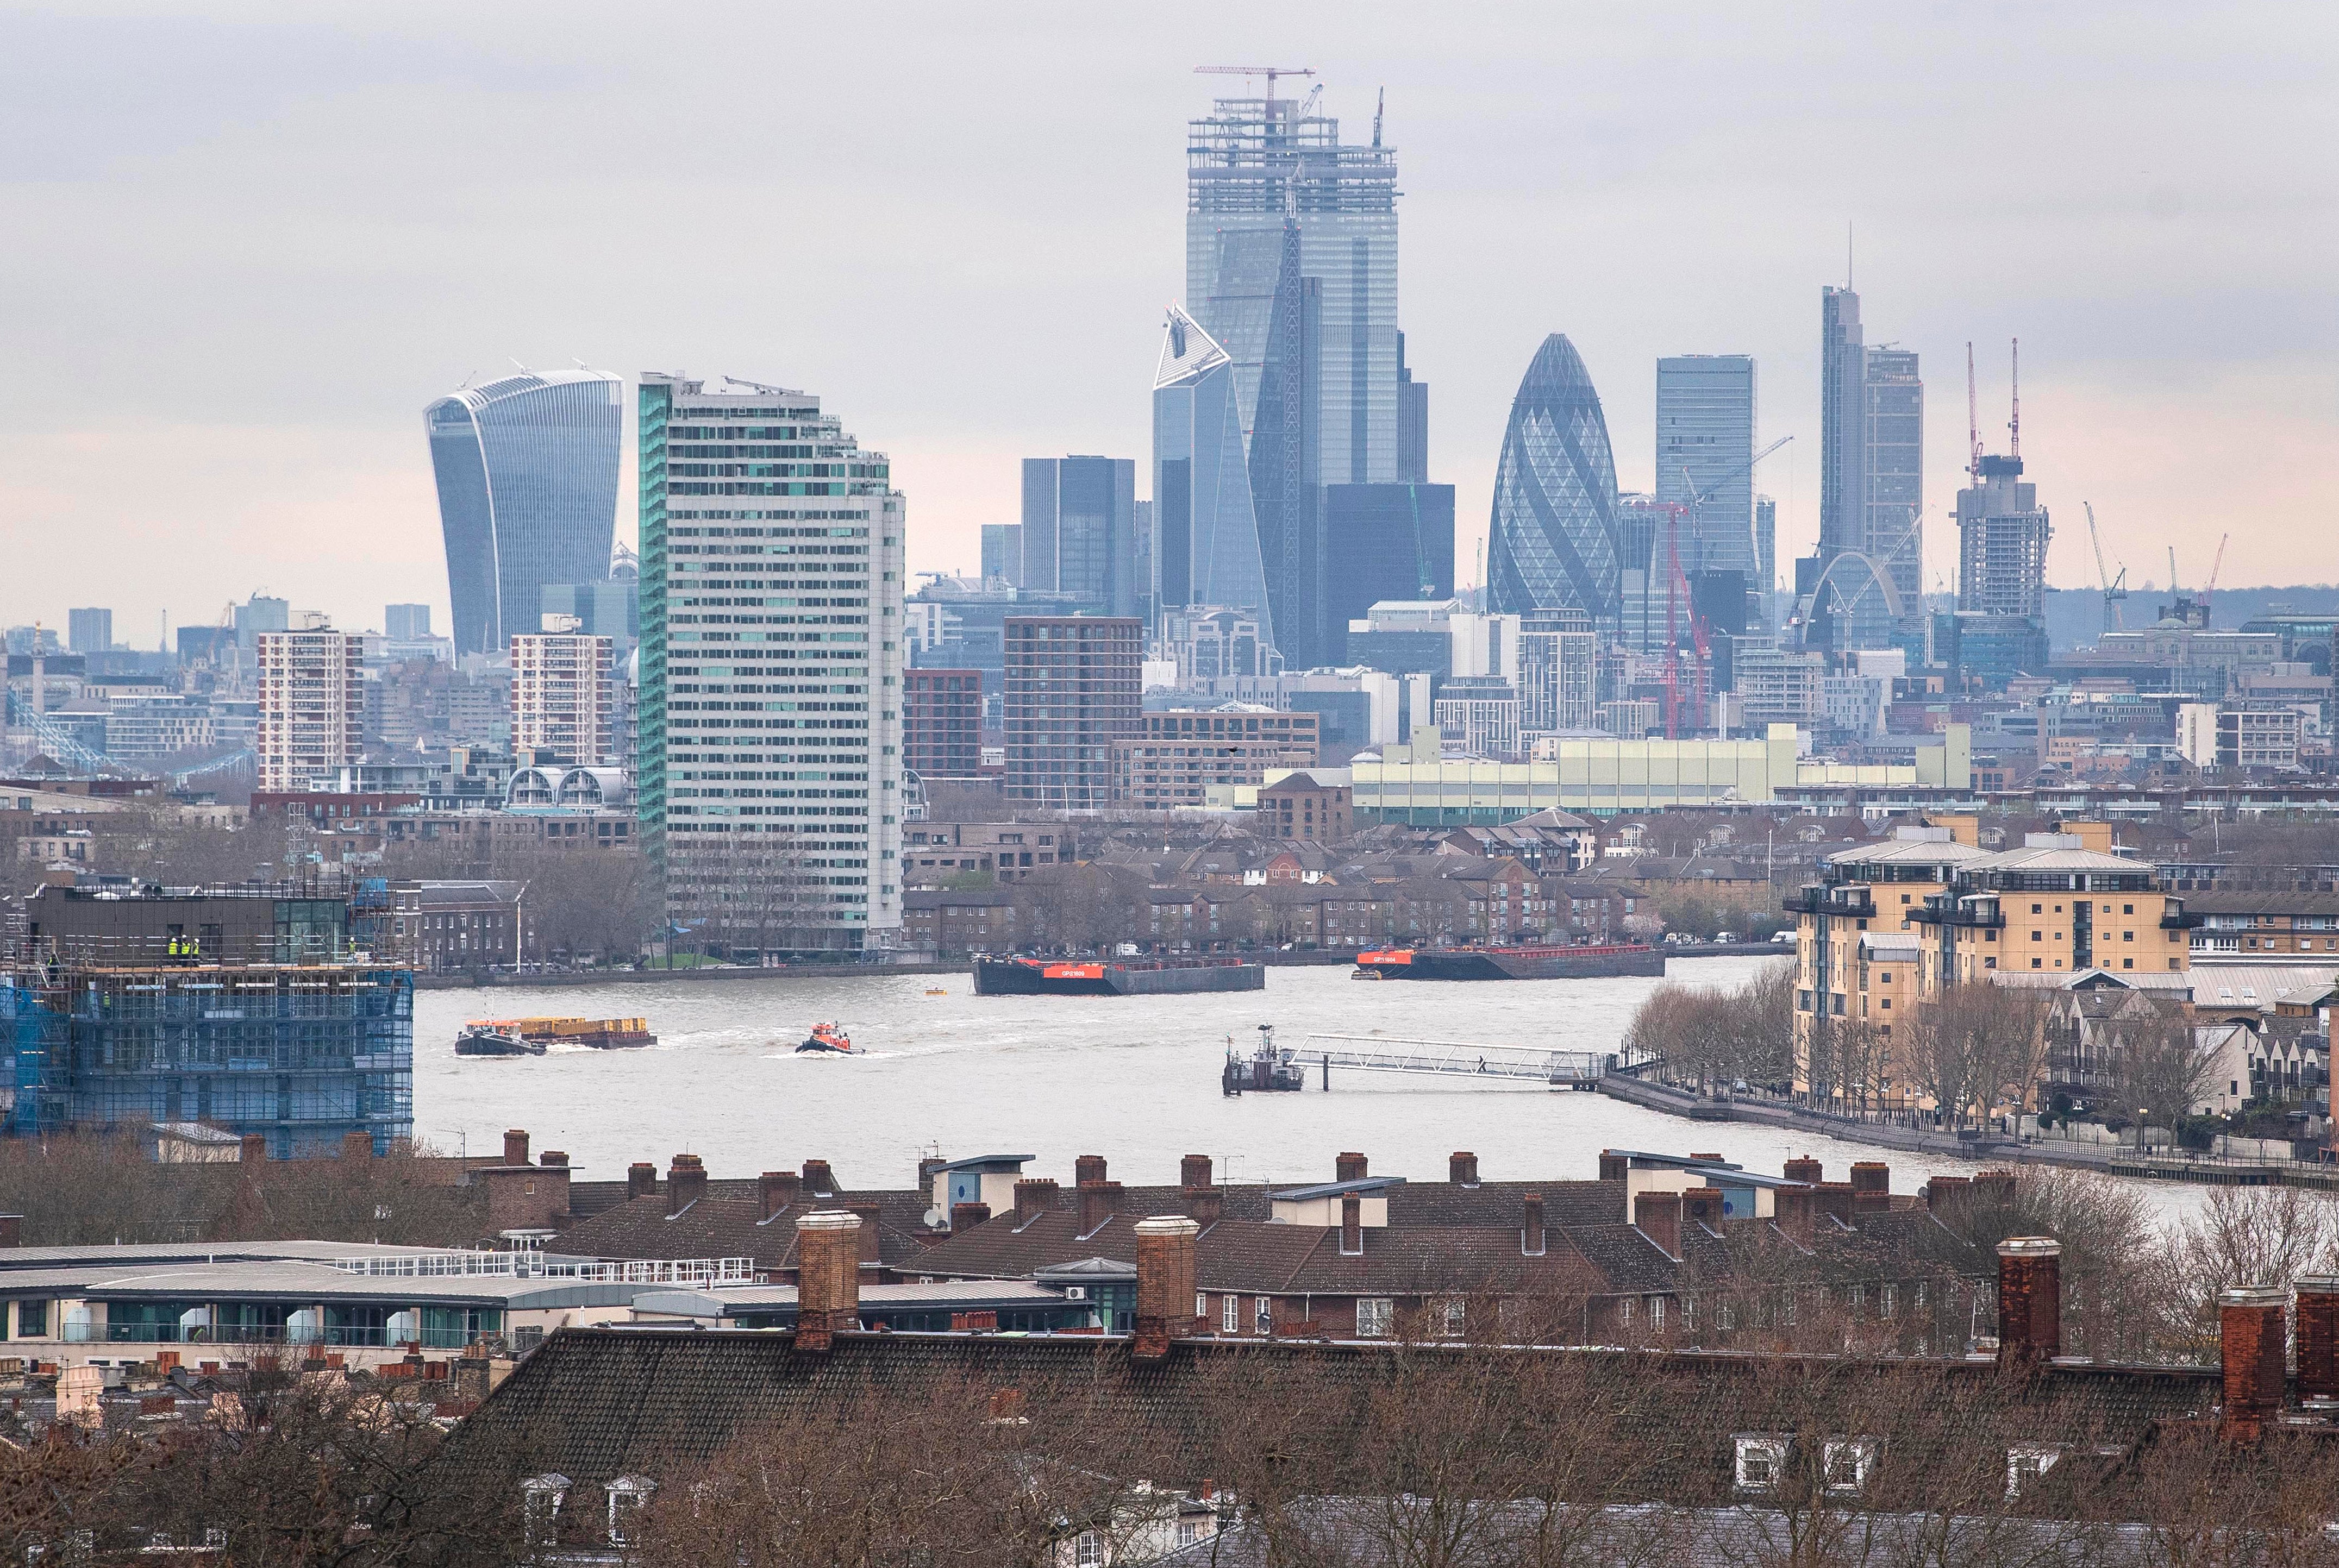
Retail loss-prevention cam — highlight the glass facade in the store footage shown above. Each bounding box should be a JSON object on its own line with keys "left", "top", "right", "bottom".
{"left": 1020, "top": 457, "right": 1137, "bottom": 617}
{"left": 1487, "top": 335, "right": 1623, "bottom": 626}
{"left": 1152, "top": 308, "right": 1275, "bottom": 650}
{"left": 636, "top": 374, "right": 905, "bottom": 957}
{"left": 425, "top": 371, "right": 622, "bottom": 657}
{"left": 1186, "top": 91, "right": 1398, "bottom": 485}
{"left": 1655, "top": 355, "right": 1758, "bottom": 631}
{"left": 1321, "top": 484, "right": 1454, "bottom": 657}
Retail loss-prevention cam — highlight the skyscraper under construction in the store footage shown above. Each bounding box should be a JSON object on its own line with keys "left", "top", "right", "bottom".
{"left": 1186, "top": 84, "right": 1399, "bottom": 487}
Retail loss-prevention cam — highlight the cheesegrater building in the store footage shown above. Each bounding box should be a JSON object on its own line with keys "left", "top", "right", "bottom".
{"left": 637, "top": 374, "right": 905, "bottom": 959}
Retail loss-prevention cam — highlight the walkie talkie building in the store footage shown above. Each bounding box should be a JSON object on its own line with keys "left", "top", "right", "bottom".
{"left": 426, "top": 369, "right": 623, "bottom": 657}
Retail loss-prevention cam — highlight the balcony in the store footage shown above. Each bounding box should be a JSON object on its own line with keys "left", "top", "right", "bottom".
{"left": 1908, "top": 894, "right": 2003, "bottom": 930}
{"left": 1783, "top": 885, "right": 1875, "bottom": 920}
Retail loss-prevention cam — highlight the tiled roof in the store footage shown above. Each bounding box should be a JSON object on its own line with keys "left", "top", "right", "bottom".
{"left": 549, "top": 1187, "right": 936, "bottom": 1274}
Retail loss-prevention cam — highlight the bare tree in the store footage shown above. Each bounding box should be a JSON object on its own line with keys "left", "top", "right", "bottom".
{"left": 1904, "top": 983, "right": 2052, "bottom": 1130}
{"left": 2113, "top": 1004, "right": 2221, "bottom": 1141}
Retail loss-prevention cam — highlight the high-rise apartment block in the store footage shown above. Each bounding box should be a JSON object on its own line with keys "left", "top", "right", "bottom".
{"left": 426, "top": 369, "right": 622, "bottom": 657}
{"left": 636, "top": 373, "right": 904, "bottom": 956}
{"left": 510, "top": 628, "right": 616, "bottom": 767}
{"left": 1187, "top": 86, "right": 1398, "bottom": 485}
{"left": 255, "top": 625, "right": 362, "bottom": 792}
{"left": 1021, "top": 457, "right": 1138, "bottom": 617}
{"left": 1111, "top": 707, "right": 1319, "bottom": 810}
{"left": 1003, "top": 617, "right": 1141, "bottom": 810}
{"left": 1518, "top": 608, "right": 1598, "bottom": 735}
{"left": 540, "top": 580, "right": 640, "bottom": 655}
{"left": 904, "top": 668, "right": 984, "bottom": 780}
{"left": 1956, "top": 457, "right": 2052, "bottom": 618}
{"left": 67, "top": 609, "right": 111, "bottom": 654}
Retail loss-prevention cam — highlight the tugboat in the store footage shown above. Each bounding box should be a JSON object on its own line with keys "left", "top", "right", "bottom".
{"left": 796, "top": 1021, "right": 859, "bottom": 1055}
{"left": 455, "top": 1024, "right": 542, "bottom": 1057}
{"left": 1222, "top": 1025, "right": 1309, "bottom": 1095}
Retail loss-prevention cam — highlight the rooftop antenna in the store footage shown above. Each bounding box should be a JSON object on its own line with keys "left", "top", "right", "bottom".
{"left": 1373, "top": 86, "right": 1385, "bottom": 148}
{"left": 2007, "top": 337, "right": 2021, "bottom": 460}
{"left": 1965, "top": 342, "right": 1980, "bottom": 481}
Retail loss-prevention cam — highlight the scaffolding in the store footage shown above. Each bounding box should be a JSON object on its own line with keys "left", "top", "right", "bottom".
{"left": 0, "top": 961, "right": 412, "bottom": 1154}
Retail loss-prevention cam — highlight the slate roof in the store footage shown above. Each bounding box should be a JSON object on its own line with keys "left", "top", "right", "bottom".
{"left": 458, "top": 1327, "right": 2230, "bottom": 1499}
{"left": 548, "top": 1187, "right": 936, "bottom": 1275}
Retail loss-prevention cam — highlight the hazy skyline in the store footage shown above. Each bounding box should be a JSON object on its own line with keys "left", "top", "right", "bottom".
{"left": 3, "top": 3, "right": 2331, "bottom": 641}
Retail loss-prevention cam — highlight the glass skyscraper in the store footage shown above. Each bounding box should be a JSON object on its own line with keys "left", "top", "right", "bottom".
{"left": 1655, "top": 354, "right": 1758, "bottom": 628}
{"left": 1152, "top": 306, "right": 1275, "bottom": 651}
{"left": 636, "top": 373, "right": 904, "bottom": 957}
{"left": 1808, "top": 290, "right": 1923, "bottom": 652}
{"left": 1020, "top": 456, "right": 1137, "bottom": 617}
{"left": 1487, "top": 335, "right": 1623, "bottom": 628}
{"left": 1186, "top": 88, "right": 1398, "bottom": 486}
{"left": 425, "top": 370, "right": 622, "bottom": 657}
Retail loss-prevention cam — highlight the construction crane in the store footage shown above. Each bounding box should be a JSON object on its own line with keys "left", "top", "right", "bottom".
{"left": 2008, "top": 337, "right": 2021, "bottom": 460}
{"left": 2205, "top": 531, "right": 2230, "bottom": 620}
{"left": 1966, "top": 343, "right": 1981, "bottom": 480}
{"left": 2082, "top": 503, "right": 2128, "bottom": 631}
{"left": 1662, "top": 436, "right": 1793, "bottom": 738}
{"left": 1193, "top": 64, "right": 1316, "bottom": 105}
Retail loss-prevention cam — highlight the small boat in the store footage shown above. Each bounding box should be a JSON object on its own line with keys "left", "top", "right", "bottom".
{"left": 456, "top": 1025, "right": 542, "bottom": 1057}
{"left": 924, "top": 987, "right": 948, "bottom": 996}
{"left": 797, "top": 1021, "right": 859, "bottom": 1055}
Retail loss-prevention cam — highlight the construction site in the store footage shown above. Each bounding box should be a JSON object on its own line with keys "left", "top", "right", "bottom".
{"left": 1, "top": 884, "right": 413, "bottom": 1153}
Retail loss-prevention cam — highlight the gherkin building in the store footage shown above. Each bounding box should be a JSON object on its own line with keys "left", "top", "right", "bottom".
{"left": 1487, "top": 334, "right": 1623, "bottom": 625}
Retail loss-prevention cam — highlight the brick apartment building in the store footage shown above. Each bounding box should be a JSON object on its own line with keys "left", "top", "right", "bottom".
{"left": 1003, "top": 617, "right": 1141, "bottom": 810}
{"left": 904, "top": 667, "right": 984, "bottom": 779}
{"left": 1110, "top": 707, "right": 1318, "bottom": 809}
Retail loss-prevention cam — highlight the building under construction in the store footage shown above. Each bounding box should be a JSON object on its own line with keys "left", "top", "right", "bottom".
{"left": 2, "top": 883, "right": 413, "bottom": 1153}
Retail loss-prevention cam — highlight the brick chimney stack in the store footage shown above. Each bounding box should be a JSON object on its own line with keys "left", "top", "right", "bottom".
{"left": 2298, "top": 1276, "right": 2339, "bottom": 1401}
{"left": 1849, "top": 1162, "right": 1890, "bottom": 1212}
{"left": 0, "top": 1215, "right": 20, "bottom": 1247}
{"left": 1784, "top": 1155, "right": 1823, "bottom": 1185}
{"left": 1812, "top": 1183, "right": 1855, "bottom": 1226}
{"left": 1185, "top": 1188, "right": 1224, "bottom": 1226}
{"left": 1923, "top": 1175, "right": 1971, "bottom": 1214}
{"left": 917, "top": 1156, "right": 948, "bottom": 1190}
{"left": 1683, "top": 1187, "right": 1723, "bottom": 1227}
{"left": 1996, "top": 1238, "right": 2062, "bottom": 1368}
{"left": 1522, "top": 1192, "right": 1545, "bottom": 1256}
{"left": 1133, "top": 1215, "right": 1200, "bottom": 1361}
{"left": 800, "top": 1159, "right": 838, "bottom": 1196}
{"left": 847, "top": 1203, "right": 883, "bottom": 1264}
{"left": 1075, "top": 1153, "right": 1108, "bottom": 1187}
{"left": 1335, "top": 1152, "right": 1369, "bottom": 1183}
{"left": 627, "top": 1161, "right": 657, "bottom": 1199}
{"left": 1635, "top": 1190, "right": 1683, "bottom": 1260}
{"left": 1180, "top": 1154, "right": 1212, "bottom": 1190}
{"left": 759, "top": 1170, "right": 801, "bottom": 1220}
{"left": 950, "top": 1201, "right": 991, "bottom": 1231}
{"left": 1598, "top": 1150, "right": 1629, "bottom": 1182}
{"left": 1774, "top": 1183, "right": 1816, "bottom": 1247}
{"left": 1078, "top": 1181, "right": 1122, "bottom": 1235}
{"left": 2220, "top": 1285, "right": 2287, "bottom": 1439}
{"left": 667, "top": 1154, "right": 708, "bottom": 1216}
{"left": 1012, "top": 1177, "right": 1059, "bottom": 1224}
{"left": 541, "top": 1150, "right": 568, "bottom": 1170}
{"left": 1450, "top": 1152, "right": 1480, "bottom": 1188}
{"left": 241, "top": 1134, "right": 268, "bottom": 1165}
{"left": 1340, "top": 1194, "right": 1363, "bottom": 1256}
{"left": 793, "top": 1211, "right": 862, "bottom": 1351}
{"left": 503, "top": 1129, "right": 530, "bottom": 1167}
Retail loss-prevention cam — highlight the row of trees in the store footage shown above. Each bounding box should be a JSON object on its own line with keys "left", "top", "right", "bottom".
{"left": 1622, "top": 963, "right": 1797, "bottom": 1090}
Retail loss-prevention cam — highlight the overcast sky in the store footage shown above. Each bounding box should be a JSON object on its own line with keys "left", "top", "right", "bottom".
{"left": 3, "top": 2, "right": 2332, "bottom": 644}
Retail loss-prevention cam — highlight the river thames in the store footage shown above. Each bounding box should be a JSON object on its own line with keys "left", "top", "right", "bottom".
{"left": 410, "top": 956, "right": 2106, "bottom": 1206}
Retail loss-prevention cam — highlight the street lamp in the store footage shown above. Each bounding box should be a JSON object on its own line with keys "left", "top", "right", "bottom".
{"left": 2137, "top": 1106, "right": 2150, "bottom": 1155}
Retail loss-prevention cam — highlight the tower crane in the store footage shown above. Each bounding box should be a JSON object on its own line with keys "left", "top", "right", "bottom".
{"left": 1192, "top": 64, "right": 1316, "bottom": 104}
{"left": 2204, "top": 531, "right": 2230, "bottom": 621}
{"left": 2081, "top": 503, "right": 2128, "bottom": 632}
{"left": 1660, "top": 436, "right": 1793, "bottom": 738}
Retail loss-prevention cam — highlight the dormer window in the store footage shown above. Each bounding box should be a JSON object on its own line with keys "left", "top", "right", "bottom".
{"left": 606, "top": 1476, "right": 655, "bottom": 1545}
{"left": 522, "top": 1474, "right": 571, "bottom": 1544}
{"left": 2005, "top": 1446, "right": 2062, "bottom": 1499}
{"left": 1824, "top": 1439, "right": 1877, "bottom": 1494}
{"left": 1734, "top": 1435, "right": 1788, "bottom": 1492}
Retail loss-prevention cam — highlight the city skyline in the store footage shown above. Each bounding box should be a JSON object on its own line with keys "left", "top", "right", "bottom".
{"left": 2, "top": 7, "right": 2329, "bottom": 638}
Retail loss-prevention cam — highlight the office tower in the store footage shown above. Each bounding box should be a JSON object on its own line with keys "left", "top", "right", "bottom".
{"left": 1321, "top": 484, "right": 1455, "bottom": 658}
{"left": 540, "top": 580, "right": 640, "bottom": 655}
{"left": 1398, "top": 331, "right": 1429, "bottom": 484}
{"left": 1655, "top": 355, "right": 1757, "bottom": 631}
{"left": 636, "top": 372, "right": 904, "bottom": 956}
{"left": 509, "top": 627, "right": 616, "bottom": 766}
{"left": 425, "top": 369, "right": 622, "bottom": 657}
{"left": 1021, "top": 457, "right": 1137, "bottom": 616}
{"left": 254, "top": 625, "right": 362, "bottom": 792}
{"left": 1003, "top": 616, "right": 1142, "bottom": 809}
{"left": 1809, "top": 290, "right": 1923, "bottom": 651}
{"left": 1152, "top": 307, "right": 1275, "bottom": 648}
{"left": 981, "top": 524, "right": 1024, "bottom": 586}
{"left": 384, "top": 604, "right": 431, "bottom": 642}
{"left": 1186, "top": 84, "right": 1398, "bottom": 486}
{"left": 1249, "top": 216, "right": 1326, "bottom": 666}
{"left": 1754, "top": 497, "right": 1777, "bottom": 626}
{"left": 1487, "top": 335, "right": 1622, "bottom": 626}
{"left": 1518, "top": 607, "right": 1598, "bottom": 733}
{"left": 67, "top": 609, "right": 111, "bottom": 654}
{"left": 903, "top": 668, "right": 983, "bottom": 780}
{"left": 234, "top": 595, "right": 289, "bottom": 651}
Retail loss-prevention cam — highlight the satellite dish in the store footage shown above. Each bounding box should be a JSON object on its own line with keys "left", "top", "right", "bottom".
{"left": 924, "top": 1207, "right": 947, "bottom": 1230}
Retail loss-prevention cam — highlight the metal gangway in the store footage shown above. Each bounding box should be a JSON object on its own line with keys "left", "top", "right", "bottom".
{"left": 1293, "top": 1033, "right": 1610, "bottom": 1089}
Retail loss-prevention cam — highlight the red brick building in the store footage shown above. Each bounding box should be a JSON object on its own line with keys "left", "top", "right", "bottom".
{"left": 904, "top": 667, "right": 984, "bottom": 780}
